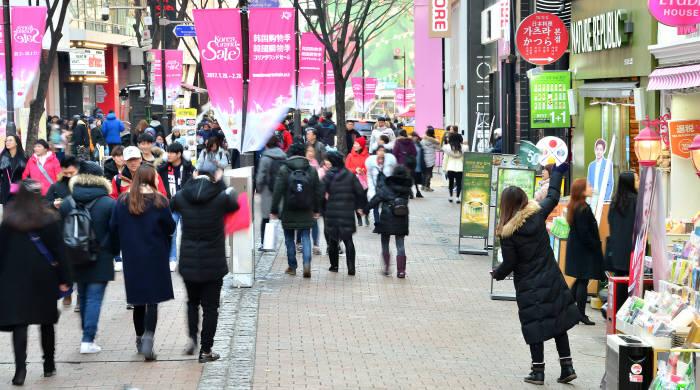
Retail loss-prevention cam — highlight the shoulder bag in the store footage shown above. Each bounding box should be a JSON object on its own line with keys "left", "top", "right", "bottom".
{"left": 28, "top": 232, "right": 72, "bottom": 299}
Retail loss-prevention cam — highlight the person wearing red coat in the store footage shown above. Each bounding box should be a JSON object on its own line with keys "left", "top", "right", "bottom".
{"left": 275, "top": 124, "right": 293, "bottom": 152}
{"left": 22, "top": 140, "right": 61, "bottom": 195}
{"left": 344, "top": 137, "right": 370, "bottom": 226}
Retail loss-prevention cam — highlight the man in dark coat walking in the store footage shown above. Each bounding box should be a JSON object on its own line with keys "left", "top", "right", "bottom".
{"left": 46, "top": 155, "right": 80, "bottom": 209}
{"left": 171, "top": 160, "right": 239, "bottom": 363}
{"left": 59, "top": 161, "right": 119, "bottom": 354}
{"left": 321, "top": 151, "right": 366, "bottom": 275}
{"left": 270, "top": 142, "right": 323, "bottom": 278}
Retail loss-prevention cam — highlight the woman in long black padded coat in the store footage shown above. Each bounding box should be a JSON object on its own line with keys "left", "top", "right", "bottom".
{"left": 492, "top": 164, "right": 579, "bottom": 386}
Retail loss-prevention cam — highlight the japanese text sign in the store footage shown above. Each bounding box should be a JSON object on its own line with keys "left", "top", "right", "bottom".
{"left": 529, "top": 71, "right": 570, "bottom": 129}
{"left": 516, "top": 12, "right": 568, "bottom": 65}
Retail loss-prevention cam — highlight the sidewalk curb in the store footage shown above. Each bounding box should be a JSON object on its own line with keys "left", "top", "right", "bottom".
{"left": 198, "top": 233, "right": 282, "bottom": 390}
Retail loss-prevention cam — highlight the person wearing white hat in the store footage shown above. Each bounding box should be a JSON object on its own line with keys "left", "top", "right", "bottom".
{"left": 110, "top": 146, "right": 167, "bottom": 199}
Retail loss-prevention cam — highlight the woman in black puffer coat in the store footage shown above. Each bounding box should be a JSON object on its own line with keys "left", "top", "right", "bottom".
{"left": 368, "top": 165, "right": 412, "bottom": 278}
{"left": 322, "top": 152, "right": 366, "bottom": 275}
{"left": 492, "top": 164, "right": 579, "bottom": 386}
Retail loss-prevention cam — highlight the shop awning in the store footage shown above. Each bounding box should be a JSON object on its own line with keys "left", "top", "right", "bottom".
{"left": 578, "top": 82, "right": 638, "bottom": 98}
{"left": 647, "top": 64, "right": 700, "bottom": 91}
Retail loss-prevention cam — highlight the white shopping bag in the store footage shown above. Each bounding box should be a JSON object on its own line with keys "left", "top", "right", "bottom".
{"left": 262, "top": 220, "right": 278, "bottom": 251}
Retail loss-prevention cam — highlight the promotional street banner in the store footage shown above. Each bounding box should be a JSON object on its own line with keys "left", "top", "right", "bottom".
{"left": 323, "top": 61, "right": 335, "bottom": 108}
{"left": 149, "top": 50, "right": 163, "bottom": 105}
{"left": 405, "top": 88, "right": 415, "bottom": 109}
{"left": 11, "top": 6, "right": 46, "bottom": 110}
{"left": 459, "top": 153, "right": 492, "bottom": 239}
{"left": 395, "top": 88, "right": 406, "bottom": 115}
{"left": 193, "top": 9, "right": 244, "bottom": 150}
{"left": 298, "top": 33, "right": 323, "bottom": 110}
{"left": 0, "top": 14, "right": 5, "bottom": 150}
{"left": 245, "top": 8, "right": 295, "bottom": 152}
{"left": 517, "top": 140, "right": 540, "bottom": 170}
{"left": 351, "top": 77, "right": 363, "bottom": 112}
{"left": 364, "top": 77, "right": 377, "bottom": 112}
{"left": 351, "top": 77, "right": 377, "bottom": 113}
{"left": 165, "top": 50, "right": 183, "bottom": 106}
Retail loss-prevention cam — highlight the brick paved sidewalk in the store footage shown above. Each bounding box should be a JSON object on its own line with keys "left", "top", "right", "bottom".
{"left": 252, "top": 187, "right": 606, "bottom": 389}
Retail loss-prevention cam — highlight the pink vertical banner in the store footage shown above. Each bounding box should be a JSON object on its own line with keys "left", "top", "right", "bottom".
{"left": 193, "top": 9, "right": 244, "bottom": 150}
{"left": 414, "top": 2, "right": 443, "bottom": 135}
{"left": 0, "top": 11, "right": 6, "bottom": 150}
{"left": 165, "top": 50, "right": 183, "bottom": 106}
{"left": 11, "top": 6, "right": 46, "bottom": 109}
{"left": 406, "top": 89, "right": 415, "bottom": 109}
{"left": 395, "top": 88, "right": 405, "bottom": 114}
{"left": 245, "top": 8, "right": 295, "bottom": 152}
{"left": 351, "top": 77, "right": 376, "bottom": 113}
{"left": 363, "top": 77, "right": 377, "bottom": 113}
{"left": 149, "top": 50, "right": 163, "bottom": 105}
{"left": 298, "top": 33, "right": 323, "bottom": 110}
{"left": 351, "top": 77, "right": 363, "bottom": 112}
{"left": 323, "top": 61, "right": 335, "bottom": 108}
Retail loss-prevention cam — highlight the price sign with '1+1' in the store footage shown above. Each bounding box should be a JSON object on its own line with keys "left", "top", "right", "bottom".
{"left": 530, "top": 71, "right": 570, "bottom": 129}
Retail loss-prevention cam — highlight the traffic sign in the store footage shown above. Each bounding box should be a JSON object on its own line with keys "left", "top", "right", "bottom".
{"left": 174, "top": 25, "right": 196, "bottom": 37}
{"left": 516, "top": 12, "right": 568, "bottom": 66}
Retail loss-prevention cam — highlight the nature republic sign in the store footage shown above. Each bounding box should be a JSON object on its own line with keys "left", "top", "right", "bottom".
{"left": 570, "top": 9, "right": 629, "bottom": 54}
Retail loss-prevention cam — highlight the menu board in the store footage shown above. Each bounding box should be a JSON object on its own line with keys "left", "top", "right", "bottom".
{"left": 459, "top": 153, "right": 492, "bottom": 239}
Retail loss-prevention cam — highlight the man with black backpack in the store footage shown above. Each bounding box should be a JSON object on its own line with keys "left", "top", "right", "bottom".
{"left": 59, "top": 161, "right": 118, "bottom": 354}
{"left": 270, "top": 142, "right": 322, "bottom": 278}
{"left": 255, "top": 135, "right": 287, "bottom": 248}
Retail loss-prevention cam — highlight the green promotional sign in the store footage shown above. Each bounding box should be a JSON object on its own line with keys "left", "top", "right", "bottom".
{"left": 459, "top": 153, "right": 492, "bottom": 239}
{"left": 517, "top": 141, "right": 541, "bottom": 170}
{"left": 530, "top": 72, "right": 571, "bottom": 128}
{"left": 492, "top": 168, "right": 536, "bottom": 270}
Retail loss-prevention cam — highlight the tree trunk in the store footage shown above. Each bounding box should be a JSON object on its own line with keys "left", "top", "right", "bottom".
{"left": 334, "top": 80, "right": 347, "bottom": 156}
{"left": 25, "top": 56, "right": 52, "bottom": 149}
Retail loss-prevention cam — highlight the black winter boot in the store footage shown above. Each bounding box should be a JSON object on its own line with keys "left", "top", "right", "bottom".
{"left": 524, "top": 363, "right": 545, "bottom": 385}
{"left": 557, "top": 357, "right": 577, "bottom": 383}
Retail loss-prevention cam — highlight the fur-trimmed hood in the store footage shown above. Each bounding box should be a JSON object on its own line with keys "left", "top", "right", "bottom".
{"left": 498, "top": 200, "right": 540, "bottom": 238}
{"left": 69, "top": 173, "right": 112, "bottom": 195}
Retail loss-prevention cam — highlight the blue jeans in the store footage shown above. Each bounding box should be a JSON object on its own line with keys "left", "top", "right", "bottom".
{"left": 77, "top": 282, "right": 108, "bottom": 342}
{"left": 296, "top": 220, "right": 319, "bottom": 246}
{"left": 170, "top": 212, "right": 181, "bottom": 262}
{"left": 285, "top": 229, "right": 310, "bottom": 269}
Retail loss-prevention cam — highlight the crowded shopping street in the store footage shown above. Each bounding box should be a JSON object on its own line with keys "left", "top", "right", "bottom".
{"left": 2, "top": 0, "right": 700, "bottom": 389}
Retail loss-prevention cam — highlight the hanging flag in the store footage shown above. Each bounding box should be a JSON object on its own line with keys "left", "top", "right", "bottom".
{"left": 323, "top": 61, "right": 335, "bottom": 108}
{"left": 405, "top": 88, "right": 415, "bottom": 109}
{"left": 395, "top": 88, "right": 406, "bottom": 114}
{"left": 351, "top": 77, "right": 364, "bottom": 112}
{"left": 149, "top": 50, "right": 163, "bottom": 105}
{"left": 11, "top": 6, "right": 47, "bottom": 109}
{"left": 364, "top": 77, "right": 377, "bottom": 113}
{"left": 165, "top": 50, "right": 183, "bottom": 106}
{"left": 351, "top": 77, "right": 377, "bottom": 113}
{"left": 298, "top": 33, "right": 323, "bottom": 110}
{"left": 193, "top": 9, "right": 244, "bottom": 150}
{"left": 245, "top": 8, "right": 295, "bottom": 152}
{"left": 0, "top": 11, "right": 6, "bottom": 150}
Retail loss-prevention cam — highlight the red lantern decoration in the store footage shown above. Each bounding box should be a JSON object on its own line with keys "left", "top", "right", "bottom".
{"left": 635, "top": 126, "right": 663, "bottom": 167}
{"left": 689, "top": 134, "right": 700, "bottom": 178}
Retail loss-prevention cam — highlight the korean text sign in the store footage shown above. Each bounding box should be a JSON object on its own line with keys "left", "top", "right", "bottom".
{"left": 516, "top": 12, "right": 568, "bottom": 65}
{"left": 529, "top": 71, "right": 570, "bottom": 129}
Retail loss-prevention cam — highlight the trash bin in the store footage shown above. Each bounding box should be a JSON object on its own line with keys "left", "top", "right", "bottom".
{"left": 605, "top": 334, "right": 654, "bottom": 390}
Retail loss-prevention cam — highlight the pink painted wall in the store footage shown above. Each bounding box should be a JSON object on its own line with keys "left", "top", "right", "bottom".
{"left": 413, "top": 1, "right": 443, "bottom": 135}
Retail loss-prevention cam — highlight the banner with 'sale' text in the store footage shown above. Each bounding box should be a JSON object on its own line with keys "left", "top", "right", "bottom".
{"left": 322, "top": 61, "right": 335, "bottom": 108}
{"left": 351, "top": 77, "right": 377, "bottom": 113}
{"left": 150, "top": 49, "right": 183, "bottom": 107}
{"left": 245, "top": 8, "right": 295, "bottom": 152}
{"left": 298, "top": 33, "right": 323, "bottom": 110}
{"left": 193, "top": 9, "right": 244, "bottom": 150}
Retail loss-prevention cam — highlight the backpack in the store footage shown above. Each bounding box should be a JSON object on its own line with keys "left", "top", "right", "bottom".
{"left": 275, "top": 130, "right": 286, "bottom": 149}
{"left": 266, "top": 158, "right": 284, "bottom": 191}
{"left": 389, "top": 196, "right": 409, "bottom": 217}
{"left": 62, "top": 197, "right": 103, "bottom": 265}
{"left": 286, "top": 165, "right": 313, "bottom": 210}
{"left": 404, "top": 152, "right": 417, "bottom": 170}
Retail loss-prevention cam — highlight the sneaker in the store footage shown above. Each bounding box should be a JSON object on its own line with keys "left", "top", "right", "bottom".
{"left": 184, "top": 338, "right": 197, "bottom": 355}
{"left": 296, "top": 243, "right": 302, "bottom": 253}
{"left": 114, "top": 261, "right": 123, "bottom": 272}
{"left": 74, "top": 303, "right": 80, "bottom": 313}
{"left": 448, "top": 196, "right": 453, "bottom": 203}
{"left": 303, "top": 264, "right": 311, "bottom": 278}
{"left": 425, "top": 186, "right": 434, "bottom": 192}
{"left": 284, "top": 267, "right": 296, "bottom": 275}
{"left": 136, "top": 336, "right": 142, "bottom": 354}
{"left": 198, "top": 351, "right": 220, "bottom": 363}
{"left": 80, "top": 342, "right": 102, "bottom": 354}
{"left": 312, "top": 246, "right": 322, "bottom": 255}
{"left": 127, "top": 304, "right": 134, "bottom": 310}
{"left": 456, "top": 198, "right": 461, "bottom": 204}
{"left": 416, "top": 192, "right": 424, "bottom": 198}
{"left": 169, "top": 262, "right": 177, "bottom": 272}
{"left": 62, "top": 294, "right": 72, "bottom": 307}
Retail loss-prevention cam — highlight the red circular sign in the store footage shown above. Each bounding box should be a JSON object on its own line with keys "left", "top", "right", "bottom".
{"left": 516, "top": 12, "right": 568, "bottom": 66}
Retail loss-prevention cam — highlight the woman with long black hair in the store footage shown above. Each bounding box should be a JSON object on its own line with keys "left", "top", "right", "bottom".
{"left": 605, "top": 171, "right": 638, "bottom": 276}
{"left": 0, "top": 179, "right": 71, "bottom": 385}
{"left": 565, "top": 178, "right": 604, "bottom": 326}
{"left": 0, "top": 135, "right": 27, "bottom": 206}
{"left": 110, "top": 165, "right": 176, "bottom": 361}
{"left": 441, "top": 133, "right": 467, "bottom": 203}
{"left": 492, "top": 163, "right": 579, "bottom": 385}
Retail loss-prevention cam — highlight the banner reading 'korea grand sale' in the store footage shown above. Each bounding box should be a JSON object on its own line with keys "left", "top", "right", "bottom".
{"left": 322, "top": 61, "right": 335, "bottom": 108}
{"left": 351, "top": 77, "right": 377, "bottom": 113}
{"left": 298, "top": 33, "right": 323, "bottom": 110}
{"left": 193, "top": 9, "right": 243, "bottom": 150}
{"left": 11, "top": 6, "right": 46, "bottom": 110}
{"left": 245, "top": 8, "right": 295, "bottom": 152}
{"left": 150, "top": 50, "right": 183, "bottom": 107}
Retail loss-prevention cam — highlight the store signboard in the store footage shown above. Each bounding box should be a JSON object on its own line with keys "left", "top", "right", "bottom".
{"left": 669, "top": 120, "right": 700, "bottom": 159}
{"left": 459, "top": 153, "right": 492, "bottom": 239}
{"left": 648, "top": 0, "right": 700, "bottom": 27}
{"left": 428, "top": 0, "right": 450, "bottom": 38}
{"left": 570, "top": 9, "right": 629, "bottom": 54}
{"left": 70, "top": 48, "right": 105, "bottom": 76}
{"left": 492, "top": 167, "right": 536, "bottom": 270}
{"left": 516, "top": 12, "right": 568, "bottom": 65}
{"left": 530, "top": 71, "right": 570, "bottom": 128}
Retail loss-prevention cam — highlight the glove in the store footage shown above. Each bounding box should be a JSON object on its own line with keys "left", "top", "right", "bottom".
{"left": 553, "top": 162, "right": 569, "bottom": 174}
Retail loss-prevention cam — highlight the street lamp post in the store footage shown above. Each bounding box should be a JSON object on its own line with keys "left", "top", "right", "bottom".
{"left": 393, "top": 47, "right": 406, "bottom": 115}
{"left": 3, "top": 0, "right": 15, "bottom": 136}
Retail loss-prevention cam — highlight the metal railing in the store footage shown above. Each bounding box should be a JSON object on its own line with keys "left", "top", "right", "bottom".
{"left": 69, "top": 17, "right": 136, "bottom": 37}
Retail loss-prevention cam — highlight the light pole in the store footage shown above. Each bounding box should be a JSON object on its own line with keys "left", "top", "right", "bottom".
{"left": 3, "top": 0, "right": 15, "bottom": 136}
{"left": 393, "top": 47, "right": 406, "bottom": 115}
{"left": 352, "top": 33, "right": 365, "bottom": 119}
